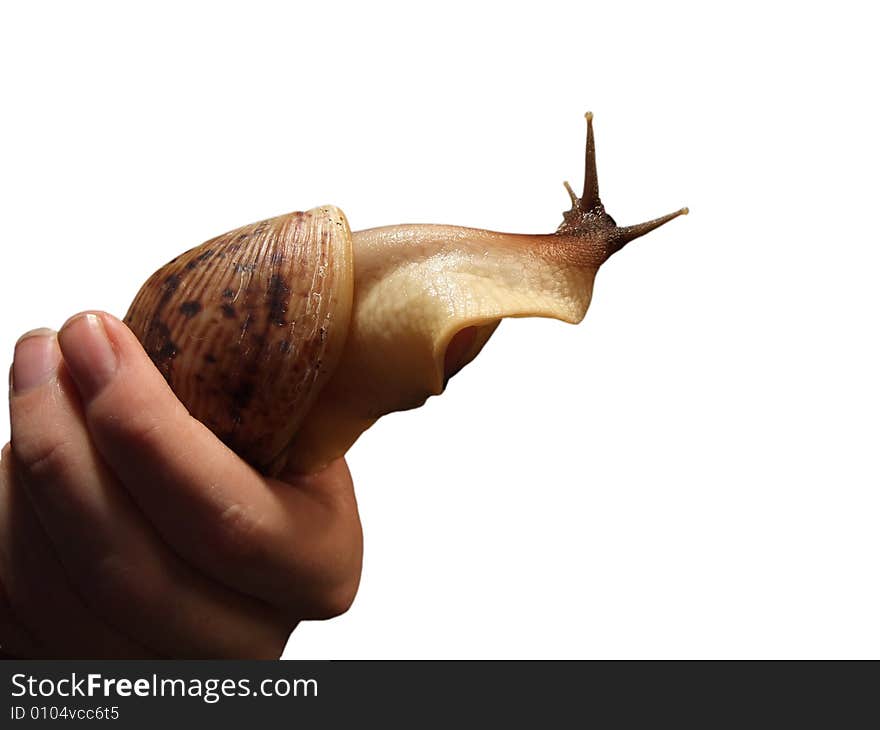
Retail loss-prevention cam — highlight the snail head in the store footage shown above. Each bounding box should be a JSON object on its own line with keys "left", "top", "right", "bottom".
{"left": 558, "top": 112, "right": 689, "bottom": 262}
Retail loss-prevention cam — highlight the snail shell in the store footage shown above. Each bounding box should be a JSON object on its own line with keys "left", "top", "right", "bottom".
{"left": 124, "top": 206, "right": 353, "bottom": 475}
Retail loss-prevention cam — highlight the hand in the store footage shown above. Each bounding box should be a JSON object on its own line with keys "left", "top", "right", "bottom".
{"left": 0, "top": 312, "right": 363, "bottom": 658}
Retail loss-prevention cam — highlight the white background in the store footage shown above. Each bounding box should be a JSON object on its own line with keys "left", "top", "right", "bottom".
{"left": 1, "top": 2, "right": 877, "bottom": 658}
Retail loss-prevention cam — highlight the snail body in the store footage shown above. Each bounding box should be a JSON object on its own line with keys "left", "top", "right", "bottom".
{"left": 125, "top": 114, "right": 687, "bottom": 475}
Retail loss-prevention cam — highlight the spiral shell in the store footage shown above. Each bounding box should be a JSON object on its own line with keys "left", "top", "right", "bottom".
{"left": 124, "top": 206, "right": 353, "bottom": 475}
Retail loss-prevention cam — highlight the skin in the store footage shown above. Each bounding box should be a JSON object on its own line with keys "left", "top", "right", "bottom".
{"left": 0, "top": 311, "right": 362, "bottom": 658}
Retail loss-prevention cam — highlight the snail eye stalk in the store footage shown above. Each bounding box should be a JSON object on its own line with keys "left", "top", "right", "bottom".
{"left": 557, "top": 112, "right": 688, "bottom": 259}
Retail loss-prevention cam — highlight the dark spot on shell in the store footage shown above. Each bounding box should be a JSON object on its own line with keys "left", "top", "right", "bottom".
{"left": 231, "top": 380, "right": 255, "bottom": 410}
{"left": 195, "top": 374, "right": 205, "bottom": 383}
{"left": 242, "top": 358, "right": 259, "bottom": 376}
{"left": 197, "top": 249, "right": 214, "bottom": 261}
{"left": 143, "top": 319, "right": 177, "bottom": 379}
{"left": 266, "top": 274, "right": 291, "bottom": 327}
{"left": 279, "top": 340, "right": 291, "bottom": 354}
{"left": 185, "top": 260, "right": 198, "bottom": 271}
{"left": 234, "top": 262, "right": 257, "bottom": 274}
{"left": 152, "top": 274, "right": 183, "bottom": 319}
{"left": 221, "top": 303, "right": 236, "bottom": 318}
{"left": 319, "top": 326, "right": 327, "bottom": 342}
{"left": 163, "top": 273, "right": 181, "bottom": 292}
{"left": 180, "top": 300, "right": 202, "bottom": 318}
{"left": 158, "top": 339, "right": 177, "bottom": 361}
{"left": 222, "top": 288, "right": 235, "bottom": 299}
{"left": 237, "top": 233, "right": 248, "bottom": 242}
{"left": 269, "top": 251, "right": 284, "bottom": 265}
{"left": 204, "top": 353, "right": 217, "bottom": 364}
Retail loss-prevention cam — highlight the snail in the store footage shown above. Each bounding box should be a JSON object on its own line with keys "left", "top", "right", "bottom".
{"left": 124, "top": 113, "right": 687, "bottom": 476}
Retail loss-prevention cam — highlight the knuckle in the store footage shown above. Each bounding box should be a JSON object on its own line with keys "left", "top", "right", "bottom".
{"left": 100, "top": 410, "right": 166, "bottom": 453}
{"left": 12, "top": 434, "right": 74, "bottom": 485}
{"left": 86, "top": 385, "right": 187, "bottom": 456}
{"left": 211, "top": 501, "right": 268, "bottom": 564}
{"left": 78, "top": 554, "right": 152, "bottom": 615}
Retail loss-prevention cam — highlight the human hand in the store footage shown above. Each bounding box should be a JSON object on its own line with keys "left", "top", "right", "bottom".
{"left": 0, "top": 311, "right": 362, "bottom": 658}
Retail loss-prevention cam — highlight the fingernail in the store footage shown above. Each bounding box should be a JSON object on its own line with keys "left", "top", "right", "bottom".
{"left": 12, "top": 329, "right": 60, "bottom": 394}
{"left": 58, "top": 313, "right": 118, "bottom": 400}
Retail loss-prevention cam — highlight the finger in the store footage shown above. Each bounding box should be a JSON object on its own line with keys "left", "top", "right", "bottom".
{"left": 0, "top": 575, "right": 39, "bottom": 658}
{"left": 0, "top": 442, "right": 150, "bottom": 658}
{"left": 9, "top": 331, "right": 291, "bottom": 657}
{"left": 0, "top": 445, "right": 41, "bottom": 658}
{"left": 58, "top": 311, "right": 363, "bottom": 616}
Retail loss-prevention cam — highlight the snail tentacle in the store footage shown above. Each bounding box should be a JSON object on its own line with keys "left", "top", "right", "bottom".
{"left": 556, "top": 112, "right": 688, "bottom": 262}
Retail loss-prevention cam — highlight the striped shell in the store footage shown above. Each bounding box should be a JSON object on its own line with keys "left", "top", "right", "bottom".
{"left": 124, "top": 206, "right": 354, "bottom": 475}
